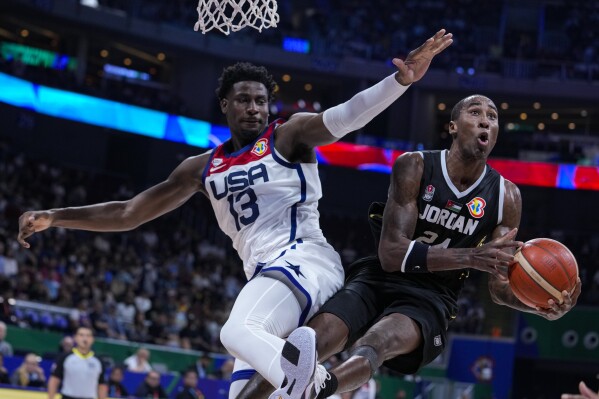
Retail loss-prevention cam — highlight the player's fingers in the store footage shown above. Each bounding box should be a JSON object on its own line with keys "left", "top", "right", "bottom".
{"left": 392, "top": 58, "right": 406, "bottom": 70}
{"left": 433, "top": 34, "right": 453, "bottom": 51}
{"left": 495, "top": 249, "right": 515, "bottom": 261}
{"left": 433, "top": 29, "right": 446, "bottom": 40}
{"left": 17, "top": 231, "right": 31, "bottom": 248}
{"left": 547, "top": 298, "right": 560, "bottom": 311}
{"left": 492, "top": 267, "right": 508, "bottom": 281}
{"left": 562, "top": 290, "right": 573, "bottom": 306}
{"left": 572, "top": 278, "right": 582, "bottom": 300}
{"left": 496, "top": 274, "right": 508, "bottom": 282}
{"left": 579, "top": 381, "right": 595, "bottom": 396}
{"left": 494, "top": 240, "right": 522, "bottom": 249}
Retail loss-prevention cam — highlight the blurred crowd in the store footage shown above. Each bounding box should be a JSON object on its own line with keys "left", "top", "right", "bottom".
{"left": 94, "top": 0, "right": 599, "bottom": 80}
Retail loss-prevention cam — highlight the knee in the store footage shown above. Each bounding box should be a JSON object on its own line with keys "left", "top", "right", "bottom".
{"left": 309, "top": 313, "right": 348, "bottom": 360}
{"left": 220, "top": 315, "right": 272, "bottom": 354}
{"left": 220, "top": 319, "right": 242, "bottom": 353}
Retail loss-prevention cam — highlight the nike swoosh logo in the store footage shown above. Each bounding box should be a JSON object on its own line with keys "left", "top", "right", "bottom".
{"left": 210, "top": 164, "right": 227, "bottom": 173}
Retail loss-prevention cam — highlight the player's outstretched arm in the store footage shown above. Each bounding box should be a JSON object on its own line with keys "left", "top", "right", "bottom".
{"left": 276, "top": 29, "right": 453, "bottom": 152}
{"left": 379, "top": 155, "right": 521, "bottom": 278}
{"left": 18, "top": 154, "right": 208, "bottom": 248}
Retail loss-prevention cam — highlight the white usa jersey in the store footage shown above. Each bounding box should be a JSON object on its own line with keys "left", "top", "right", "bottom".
{"left": 202, "top": 119, "right": 328, "bottom": 279}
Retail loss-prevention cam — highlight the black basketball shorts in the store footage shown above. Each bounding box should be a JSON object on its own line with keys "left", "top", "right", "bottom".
{"left": 313, "top": 256, "right": 452, "bottom": 374}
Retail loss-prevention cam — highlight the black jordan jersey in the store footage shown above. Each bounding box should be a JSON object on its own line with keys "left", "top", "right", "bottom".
{"left": 366, "top": 150, "right": 505, "bottom": 316}
{"left": 414, "top": 150, "right": 504, "bottom": 291}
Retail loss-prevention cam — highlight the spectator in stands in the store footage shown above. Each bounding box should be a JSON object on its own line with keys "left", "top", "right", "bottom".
{"left": 134, "top": 370, "right": 167, "bottom": 399}
{"left": 90, "top": 302, "right": 118, "bottom": 338}
{"left": 10, "top": 353, "right": 46, "bottom": 388}
{"left": 43, "top": 335, "right": 75, "bottom": 361}
{"left": 191, "top": 354, "right": 213, "bottom": 379}
{"left": 0, "top": 353, "right": 9, "bottom": 384}
{"left": 124, "top": 347, "right": 152, "bottom": 372}
{"left": 0, "top": 321, "right": 13, "bottom": 357}
{"left": 60, "top": 335, "right": 74, "bottom": 354}
{"left": 175, "top": 369, "right": 205, "bottom": 399}
{"left": 179, "top": 317, "right": 217, "bottom": 352}
{"left": 107, "top": 366, "right": 129, "bottom": 398}
{"left": 217, "top": 358, "right": 234, "bottom": 381}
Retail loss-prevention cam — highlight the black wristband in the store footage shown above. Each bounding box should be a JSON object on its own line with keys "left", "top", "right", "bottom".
{"left": 402, "top": 241, "right": 430, "bottom": 273}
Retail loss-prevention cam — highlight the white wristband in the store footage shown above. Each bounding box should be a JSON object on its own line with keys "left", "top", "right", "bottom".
{"left": 323, "top": 73, "right": 411, "bottom": 138}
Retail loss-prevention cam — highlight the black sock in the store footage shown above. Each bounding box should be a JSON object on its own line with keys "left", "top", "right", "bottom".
{"left": 316, "top": 372, "right": 338, "bottom": 399}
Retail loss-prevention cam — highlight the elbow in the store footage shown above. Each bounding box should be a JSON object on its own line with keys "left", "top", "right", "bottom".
{"left": 121, "top": 202, "right": 141, "bottom": 231}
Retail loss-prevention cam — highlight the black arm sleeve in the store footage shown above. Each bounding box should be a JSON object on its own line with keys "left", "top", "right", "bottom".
{"left": 98, "top": 358, "right": 106, "bottom": 384}
{"left": 51, "top": 353, "right": 68, "bottom": 380}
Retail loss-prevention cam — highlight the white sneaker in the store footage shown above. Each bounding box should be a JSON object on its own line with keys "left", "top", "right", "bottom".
{"left": 303, "top": 364, "right": 331, "bottom": 399}
{"left": 268, "top": 326, "right": 317, "bottom": 399}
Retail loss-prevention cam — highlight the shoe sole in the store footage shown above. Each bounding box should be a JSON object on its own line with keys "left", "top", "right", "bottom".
{"left": 268, "top": 326, "right": 317, "bottom": 399}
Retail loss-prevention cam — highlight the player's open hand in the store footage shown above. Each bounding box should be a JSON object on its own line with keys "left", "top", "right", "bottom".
{"left": 561, "top": 381, "right": 599, "bottom": 399}
{"left": 469, "top": 228, "right": 523, "bottom": 281}
{"left": 536, "top": 277, "right": 581, "bottom": 321}
{"left": 392, "top": 29, "right": 453, "bottom": 86}
{"left": 17, "top": 211, "right": 53, "bottom": 248}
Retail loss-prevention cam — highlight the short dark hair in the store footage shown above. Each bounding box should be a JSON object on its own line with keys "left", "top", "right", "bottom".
{"left": 450, "top": 94, "right": 493, "bottom": 122}
{"left": 216, "top": 62, "right": 277, "bottom": 101}
{"left": 450, "top": 98, "right": 468, "bottom": 122}
{"left": 75, "top": 326, "right": 93, "bottom": 335}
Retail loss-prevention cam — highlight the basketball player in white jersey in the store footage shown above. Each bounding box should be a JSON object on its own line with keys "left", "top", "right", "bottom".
{"left": 17, "top": 29, "right": 453, "bottom": 399}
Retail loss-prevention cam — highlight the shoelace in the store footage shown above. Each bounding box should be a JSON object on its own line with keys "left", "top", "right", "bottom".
{"left": 313, "top": 364, "right": 331, "bottom": 393}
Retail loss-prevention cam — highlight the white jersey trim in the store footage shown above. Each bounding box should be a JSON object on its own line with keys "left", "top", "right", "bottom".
{"left": 441, "top": 150, "right": 488, "bottom": 199}
{"left": 498, "top": 176, "right": 505, "bottom": 225}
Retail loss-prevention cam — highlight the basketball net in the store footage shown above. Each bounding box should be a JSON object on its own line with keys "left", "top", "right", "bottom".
{"left": 194, "top": 0, "right": 279, "bottom": 35}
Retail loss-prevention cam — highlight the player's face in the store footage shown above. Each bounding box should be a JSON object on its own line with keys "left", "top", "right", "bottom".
{"left": 450, "top": 96, "right": 499, "bottom": 159}
{"left": 221, "top": 81, "right": 269, "bottom": 144}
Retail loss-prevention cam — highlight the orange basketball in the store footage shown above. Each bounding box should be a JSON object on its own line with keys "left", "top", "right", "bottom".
{"left": 508, "top": 238, "right": 578, "bottom": 309}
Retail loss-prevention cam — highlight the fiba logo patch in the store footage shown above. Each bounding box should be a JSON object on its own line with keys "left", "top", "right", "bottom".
{"left": 433, "top": 335, "right": 442, "bottom": 347}
{"left": 422, "top": 185, "right": 435, "bottom": 202}
{"left": 252, "top": 138, "right": 268, "bottom": 156}
{"left": 467, "top": 197, "right": 486, "bottom": 218}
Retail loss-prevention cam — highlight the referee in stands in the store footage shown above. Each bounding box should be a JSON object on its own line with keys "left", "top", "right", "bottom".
{"left": 48, "top": 326, "right": 107, "bottom": 399}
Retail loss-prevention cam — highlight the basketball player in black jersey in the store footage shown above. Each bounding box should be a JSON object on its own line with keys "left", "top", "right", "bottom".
{"left": 261, "top": 94, "right": 582, "bottom": 399}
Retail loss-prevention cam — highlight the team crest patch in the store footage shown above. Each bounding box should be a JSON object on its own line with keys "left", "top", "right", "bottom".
{"left": 252, "top": 138, "right": 268, "bottom": 156}
{"left": 467, "top": 197, "right": 486, "bottom": 218}
{"left": 212, "top": 158, "right": 223, "bottom": 166}
{"left": 433, "top": 335, "right": 442, "bottom": 347}
{"left": 422, "top": 185, "right": 435, "bottom": 202}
